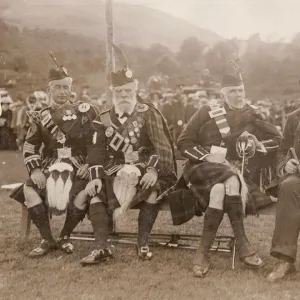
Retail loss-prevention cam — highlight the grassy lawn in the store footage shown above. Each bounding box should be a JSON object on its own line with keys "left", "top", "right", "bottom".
{"left": 0, "top": 151, "right": 300, "bottom": 300}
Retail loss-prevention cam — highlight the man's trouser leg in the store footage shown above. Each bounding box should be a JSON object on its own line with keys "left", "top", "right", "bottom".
{"left": 271, "top": 175, "right": 300, "bottom": 263}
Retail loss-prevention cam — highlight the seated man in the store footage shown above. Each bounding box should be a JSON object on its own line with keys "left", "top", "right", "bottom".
{"left": 164, "top": 61, "right": 281, "bottom": 277}
{"left": 79, "top": 53, "right": 177, "bottom": 265}
{"left": 10, "top": 66, "right": 106, "bottom": 257}
{"left": 267, "top": 108, "right": 300, "bottom": 282}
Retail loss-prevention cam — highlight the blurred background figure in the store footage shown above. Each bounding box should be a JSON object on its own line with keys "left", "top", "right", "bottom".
{"left": 69, "top": 91, "right": 78, "bottom": 103}
{"left": 98, "top": 92, "right": 109, "bottom": 111}
{"left": 0, "top": 90, "right": 17, "bottom": 150}
{"left": 148, "top": 91, "right": 163, "bottom": 110}
{"left": 10, "top": 91, "right": 48, "bottom": 150}
{"left": 79, "top": 84, "right": 92, "bottom": 102}
{"left": 199, "top": 68, "right": 215, "bottom": 88}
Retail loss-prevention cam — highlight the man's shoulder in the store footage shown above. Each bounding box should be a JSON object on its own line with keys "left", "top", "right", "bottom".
{"left": 136, "top": 102, "right": 150, "bottom": 113}
{"left": 100, "top": 108, "right": 111, "bottom": 116}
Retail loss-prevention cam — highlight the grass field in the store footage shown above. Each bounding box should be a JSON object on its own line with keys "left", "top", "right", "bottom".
{"left": 1, "top": 151, "right": 300, "bottom": 300}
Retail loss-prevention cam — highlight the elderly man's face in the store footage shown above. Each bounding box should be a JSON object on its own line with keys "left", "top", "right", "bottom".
{"left": 222, "top": 84, "right": 246, "bottom": 109}
{"left": 112, "top": 82, "right": 137, "bottom": 113}
{"left": 48, "top": 77, "right": 72, "bottom": 106}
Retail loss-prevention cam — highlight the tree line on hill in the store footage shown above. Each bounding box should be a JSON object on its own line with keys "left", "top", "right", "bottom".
{"left": 1, "top": 19, "right": 300, "bottom": 102}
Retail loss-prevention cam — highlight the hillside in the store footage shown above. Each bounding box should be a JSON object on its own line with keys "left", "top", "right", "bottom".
{"left": 2, "top": 0, "right": 223, "bottom": 50}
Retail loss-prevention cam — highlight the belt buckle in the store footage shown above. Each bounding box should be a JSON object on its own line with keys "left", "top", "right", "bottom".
{"left": 57, "top": 147, "right": 72, "bottom": 159}
{"left": 110, "top": 132, "right": 124, "bottom": 151}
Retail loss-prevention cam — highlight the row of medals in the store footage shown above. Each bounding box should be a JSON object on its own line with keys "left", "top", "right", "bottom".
{"left": 62, "top": 110, "right": 77, "bottom": 121}
{"left": 106, "top": 119, "right": 142, "bottom": 147}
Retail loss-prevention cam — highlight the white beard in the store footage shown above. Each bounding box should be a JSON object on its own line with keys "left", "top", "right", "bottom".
{"left": 113, "top": 97, "right": 137, "bottom": 116}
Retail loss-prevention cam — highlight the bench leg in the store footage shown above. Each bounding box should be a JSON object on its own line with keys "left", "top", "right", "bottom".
{"left": 231, "top": 241, "right": 236, "bottom": 270}
{"left": 20, "top": 205, "right": 31, "bottom": 242}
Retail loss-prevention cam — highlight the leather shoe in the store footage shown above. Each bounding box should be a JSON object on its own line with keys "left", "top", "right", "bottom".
{"left": 57, "top": 236, "right": 74, "bottom": 254}
{"left": 137, "top": 245, "right": 153, "bottom": 260}
{"left": 28, "top": 239, "right": 57, "bottom": 258}
{"left": 80, "top": 248, "right": 113, "bottom": 266}
{"left": 267, "top": 262, "right": 296, "bottom": 282}
{"left": 193, "top": 263, "right": 210, "bottom": 278}
{"left": 240, "top": 253, "right": 264, "bottom": 268}
{"left": 193, "top": 251, "right": 210, "bottom": 278}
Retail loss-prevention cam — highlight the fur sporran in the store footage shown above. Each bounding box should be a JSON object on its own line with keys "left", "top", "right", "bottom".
{"left": 46, "top": 162, "right": 74, "bottom": 215}
{"left": 113, "top": 165, "right": 141, "bottom": 220}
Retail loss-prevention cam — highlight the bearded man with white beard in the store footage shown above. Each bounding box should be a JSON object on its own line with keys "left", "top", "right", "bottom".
{"left": 80, "top": 60, "right": 177, "bottom": 265}
{"left": 10, "top": 66, "right": 106, "bottom": 257}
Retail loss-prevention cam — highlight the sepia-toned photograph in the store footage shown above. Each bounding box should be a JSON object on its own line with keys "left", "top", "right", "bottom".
{"left": 0, "top": 0, "right": 300, "bottom": 299}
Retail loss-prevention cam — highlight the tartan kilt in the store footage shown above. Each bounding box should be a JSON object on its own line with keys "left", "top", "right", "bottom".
{"left": 9, "top": 157, "right": 87, "bottom": 205}
{"left": 166, "top": 160, "right": 273, "bottom": 225}
{"left": 100, "top": 170, "right": 177, "bottom": 212}
{"left": 9, "top": 177, "right": 87, "bottom": 205}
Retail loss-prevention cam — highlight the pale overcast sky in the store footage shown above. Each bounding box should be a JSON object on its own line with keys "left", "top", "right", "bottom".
{"left": 117, "top": 0, "right": 300, "bottom": 41}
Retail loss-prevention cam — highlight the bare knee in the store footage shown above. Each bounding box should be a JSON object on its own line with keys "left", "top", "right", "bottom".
{"left": 73, "top": 190, "right": 88, "bottom": 210}
{"left": 90, "top": 196, "right": 102, "bottom": 205}
{"left": 224, "top": 175, "right": 240, "bottom": 195}
{"left": 23, "top": 185, "right": 42, "bottom": 208}
{"left": 209, "top": 183, "right": 225, "bottom": 210}
{"left": 145, "top": 191, "right": 158, "bottom": 204}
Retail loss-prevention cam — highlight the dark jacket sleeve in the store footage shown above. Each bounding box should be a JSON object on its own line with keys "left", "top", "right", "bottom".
{"left": 145, "top": 107, "right": 175, "bottom": 176}
{"left": 86, "top": 115, "right": 107, "bottom": 180}
{"left": 252, "top": 115, "right": 282, "bottom": 153}
{"left": 22, "top": 121, "right": 43, "bottom": 174}
{"left": 177, "top": 105, "right": 210, "bottom": 161}
{"left": 276, "top": 114, "right": 293, "bottom": 176}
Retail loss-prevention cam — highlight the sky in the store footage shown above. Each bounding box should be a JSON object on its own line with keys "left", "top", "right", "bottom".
{"left": 117, "top": 0, "right": 300, "bottom": 41}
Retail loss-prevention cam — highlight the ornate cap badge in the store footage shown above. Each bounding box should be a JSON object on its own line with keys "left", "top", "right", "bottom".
{"left": 78, "top": 103, "right": 90, "bottom": 113}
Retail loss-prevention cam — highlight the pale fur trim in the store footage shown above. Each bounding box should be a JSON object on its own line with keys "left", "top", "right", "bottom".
{"left": 46, "top": 171, "right": 73, "bottom": 214}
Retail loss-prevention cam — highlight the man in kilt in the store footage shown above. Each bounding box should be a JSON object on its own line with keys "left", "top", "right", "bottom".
{"left": 10, "top": 66, "right": 106, "bottom": 257}
{"left": 161, "top": 61, "right": 282, "bottom": 277}
{"left": 79, "top": 58, "right": 177, "bottom": 265}
{"left": 267, "top": 106, "right": 300, "bottom": 281}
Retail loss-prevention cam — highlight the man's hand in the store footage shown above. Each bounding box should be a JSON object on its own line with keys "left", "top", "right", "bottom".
{"left": 77, "top": 164, "right": 89, "bottom": 179}
{"left": 140, "top": 168, "right": 158, "bottom": 189}
{"left": 205, "top": 153, "right": 226, "bottom": 164}
{"left": 285, "top": 159, "right": 299, "bottom": 174}
{"left": 85, "top": 179, "right": 102, "bottom": 197}
{"left": 30, "top": 168, "right": 46, "bottom": 190}
{"left": 241, "top": 131, "right": 260, "bottom": 146}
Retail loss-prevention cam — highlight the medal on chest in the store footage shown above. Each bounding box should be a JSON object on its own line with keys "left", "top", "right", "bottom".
{"left": 62, "top": 109, "right": 77, "bottom": 121}
{"left": 107, "top": 118, "right": 143, "bottom": 152}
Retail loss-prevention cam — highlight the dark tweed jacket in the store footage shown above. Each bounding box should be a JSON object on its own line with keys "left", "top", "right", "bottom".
{"left": 267, "top": 108, "right": 300, "bottom": 195}
{"left": 166, "top": 103, "right": 282, "bottom": 225}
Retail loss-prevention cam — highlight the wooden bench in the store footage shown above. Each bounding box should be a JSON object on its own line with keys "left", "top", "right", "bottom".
{"left": 14, "top": 158, "right": 277, "bottom": 269}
